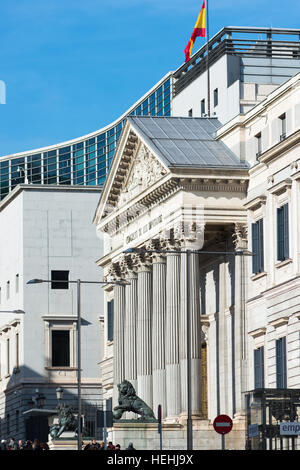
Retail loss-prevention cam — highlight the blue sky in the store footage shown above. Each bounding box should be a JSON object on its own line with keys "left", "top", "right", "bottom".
{"left": 0, "top": 0, "right": 300, "bottom": 156}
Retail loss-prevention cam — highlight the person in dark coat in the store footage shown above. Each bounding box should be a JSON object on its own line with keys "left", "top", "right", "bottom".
{"left": 126, "top": 442, "right": 136, "bottom": 450}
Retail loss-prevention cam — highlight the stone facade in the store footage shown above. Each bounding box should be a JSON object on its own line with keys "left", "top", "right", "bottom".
{"left": 94, "top": 73, "right": 300, "bottom": 450}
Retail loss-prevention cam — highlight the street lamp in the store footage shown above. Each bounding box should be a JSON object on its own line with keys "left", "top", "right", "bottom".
{"left": 27, "top": 276, "right": 129, "bottom": 450}
{"left": 35, "top": 391, "right": 46, "bottom": 409}
{"left": 0, "top": 310, "right": 25, "bottom": 314}
{"left": 124, "top": 245, "right": 252, "bottom": 450}
{"left": 17, "top": 165, "right": 29, "bottom": 184}
{"left": 56, "top": 387, "right": 64, "bottom": 402}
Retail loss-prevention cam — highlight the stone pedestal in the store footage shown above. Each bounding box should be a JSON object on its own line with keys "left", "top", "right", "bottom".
{"left": 48, "top": 438, "right": 78, "bottom": 450}
{"left": 108, "top": 418, "right": 247, "bottom": 450}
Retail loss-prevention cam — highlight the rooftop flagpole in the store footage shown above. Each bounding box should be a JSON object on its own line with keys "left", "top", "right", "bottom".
{"left": 206, "top": 0, "right": 211, "bottom": 117}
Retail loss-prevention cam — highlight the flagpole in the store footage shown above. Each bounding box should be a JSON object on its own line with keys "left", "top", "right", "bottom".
{"left": 206, "top": 0, "right": 211, "bottom": 117}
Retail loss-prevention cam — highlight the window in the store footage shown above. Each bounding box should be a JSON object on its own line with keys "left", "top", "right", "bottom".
{"left": 188, "top": 109, "right": 193, "bottom": 117}
{"left": 201, "top": 99, "right": 205, "bottom": 116}
{"left": 255, "top": 132, "right": 262, "bottom": 159}
{"left": 252, "top": 219, "right": 264, "bottom": 274}
{"left": 15, "top": 333, "right": 19, "bottom": 369}
{"left": 277, "top": 204, "right": 289, "bottom": 261}
{"left": 51, "top": 330, "right": 70, "bottom": 367}
{"left": 213, "top": 88, "right": 218, "bottom": 107}
{"left": 51, "top": 270, "right": 69, "bottom": 289}
{"left": 6, "top": 281, "right": 10, "bottom": 299}
{"left": 107, "top": 300, "right": 114, "bottom": 342}
{"left": 254, "top": 347, "right": 264, "bottom": 389}
{"left": 16, "top": 410, "right": 19, "bottom": 432}
{"left": 279, "top": 113, "right": 286, "bottom": 141}
{"left": 6, "top": 338, "right": 10, "bottom": 375}
{"left": 0, "top": 287, "right": 1, "bottom": 304}
{"left": 276, "top": 337, "right": 287, "bottom": 388}
{"left": 16, "top": 274, "right": 19, "bottom": 293}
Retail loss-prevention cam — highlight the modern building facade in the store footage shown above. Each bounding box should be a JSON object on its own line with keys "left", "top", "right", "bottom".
{"left": 94, "top": 71, "right": 300, "bottom": 450}
{"left": 0, "top": 185, "right": 104, "bottom": 442}
{"left": 1, "top": 27, "right": 300, "bottom": 201}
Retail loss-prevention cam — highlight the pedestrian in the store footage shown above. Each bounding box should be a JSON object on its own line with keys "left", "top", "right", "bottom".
{"left": 99, "top": 441, "right": 105, "bottom": 450}
{"left": 24, "top": 440, "right": 33, "bottom": 450}
{"left": 0, "top": 439, "right": 7, "bottom": 450}
{"left": 32, "top": 438, "right": 41, "bottom": 451}
{"left": 126, "top": 442, "right": 136, "bottom": 450}
{"left": 107, "top": 441, "right": 115, "bottom": 450}
{"left": 115, "top": 444, "right": 121, "bottom": 450}
{"left": 84, "top": 438, "right": 100, "bottom": 450}
{"left": 40, "top": 442, "right": 49, "bottom": 451}
{"left": 8, "top": 437, "right": 18, "bottom": 450}
{"left": 18, "top": 440, "right": 24, "bottom": 450}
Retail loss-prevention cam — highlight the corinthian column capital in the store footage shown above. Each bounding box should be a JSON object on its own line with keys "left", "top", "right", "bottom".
{"left": 146, "top": 238, "right": 166, "bottom": 263}
{"left": 173, "top": 220, "right": 205, "bottom": 250}
{"left": 233, "top": 223, "right": 248, "bottom": 250}
{"left": 131, "top": 250, "right": 152, "bottom": 272}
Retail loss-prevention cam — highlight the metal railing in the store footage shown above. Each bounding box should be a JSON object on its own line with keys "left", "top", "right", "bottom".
{"left": 174, "top": 26, "right": 300, "bottom": 96}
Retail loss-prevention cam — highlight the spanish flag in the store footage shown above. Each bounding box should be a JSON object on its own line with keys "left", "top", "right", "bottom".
{"left": 184, "top": 1, "right": 206, "bottom": 63}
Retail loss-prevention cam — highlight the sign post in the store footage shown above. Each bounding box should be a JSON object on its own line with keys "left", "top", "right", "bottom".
{"left": 213, "top": 415, "right": 233, "bottom": 450}
{"left": 158, "top": 404, "right": 162, "bottom": 450}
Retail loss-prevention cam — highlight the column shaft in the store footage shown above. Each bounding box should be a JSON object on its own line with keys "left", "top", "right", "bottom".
{"left": 113, "top": 283, "right": 126, "bottom": 404}
{"left": 165, "top": 252, "right": 181, "bottom": 418}
{"left": 124, "top": 273, "right": 138, "bottom": 389}
{"left": 180, "top": 250, "right": 202, "bottom": 416}
{"left": 152, "top": 259, "right": 167, "bottom": 418}
{"left": 137, "top": 268, "right": 153, "bottom": 408}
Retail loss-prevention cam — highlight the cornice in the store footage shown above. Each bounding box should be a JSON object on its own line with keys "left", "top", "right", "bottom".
{"left": 99, "top": 175, "right": 249, "bottom": 235}
{"left": 248, "top": 327, "right": 266, "bottom": 338}
{"left": 244, "top": 195, "right": 266, "bottom": 210}
{"left": 268, "top": 178, "right": 292, "bottom": 195}
{"left": 258, "top": 129, "right": 300, "bottom": 165}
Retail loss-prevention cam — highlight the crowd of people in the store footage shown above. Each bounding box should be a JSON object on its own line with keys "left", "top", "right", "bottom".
{"left": 0, "top": 436, "right": 135, "bottom": 451}
{"left": 0, "top": 437, "right": 49, "bottom": 451}
{"left": 83, "top": 439, "right": 136, "bottom": 451}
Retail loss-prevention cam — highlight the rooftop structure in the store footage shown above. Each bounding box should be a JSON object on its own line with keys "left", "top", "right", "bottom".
{"left": 1, "top": 26, "right": 300, "bottom": 202}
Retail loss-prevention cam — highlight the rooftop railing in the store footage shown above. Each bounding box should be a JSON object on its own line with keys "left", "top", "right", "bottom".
{"left": 174, "top": 26, "right": 300, "bottom": 96}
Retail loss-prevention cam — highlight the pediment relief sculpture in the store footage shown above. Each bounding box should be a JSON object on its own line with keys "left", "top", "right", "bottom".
{"left": 119, "top": 144, "right": 167, "bottom": 206}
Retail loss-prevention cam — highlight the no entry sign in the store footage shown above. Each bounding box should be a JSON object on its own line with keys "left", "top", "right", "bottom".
{"left": 213, "top": 414, "right": 233, "bottom": 435}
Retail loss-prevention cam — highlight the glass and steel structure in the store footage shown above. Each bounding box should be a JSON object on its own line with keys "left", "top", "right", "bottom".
{"left": 1, "top": 26, "right": 300, "bottom": 202}
{"left": 0, "top": 74, "right": 172, "bottom": 201}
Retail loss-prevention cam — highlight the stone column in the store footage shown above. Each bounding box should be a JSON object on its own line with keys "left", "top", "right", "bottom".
{"left": 122, "top": 255, "right": 138, "bottom": 391}
{"left": 111, "top": 262, "right": 126, "bottom": 405}
{"left": 179, "top": 237, "right": 202, "bottom": 417}
{"left": 165, "top": 240, "right": 181, "bottom": 419}
{"left": 232, "top": 223, "right": 248, "bottom": 417}
{"left": 136, "top": 253, "right": 153, "bottom": 408}
{"left": 149, "top": 239, "right": 167, "bottom": 419}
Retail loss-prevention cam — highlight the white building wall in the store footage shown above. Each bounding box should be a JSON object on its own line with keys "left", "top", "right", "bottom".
{"left": 233, "top": 74, "right": 300, "bottom": 396}
{"left": 172, "top": 55, "right": 241, "bottom": 123}
{"left": 0, "top": 185, "right": 104, "bottom": 440}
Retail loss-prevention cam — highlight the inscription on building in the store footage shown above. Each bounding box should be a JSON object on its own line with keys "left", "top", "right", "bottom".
{"left": 125, "top": 215, "right": 163, "bottom": 244}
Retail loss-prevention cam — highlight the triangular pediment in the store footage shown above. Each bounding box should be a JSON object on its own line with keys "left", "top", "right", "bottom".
{"left": 94, "top": 120, "right": 170, "bottom": 226}
{"left": 119, "top": 142, "right": 168, "bottom": 206}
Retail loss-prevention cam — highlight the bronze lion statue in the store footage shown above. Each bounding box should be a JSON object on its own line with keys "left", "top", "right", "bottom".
{"left": 113, "top": 380, "right": 156, "bottom": 422}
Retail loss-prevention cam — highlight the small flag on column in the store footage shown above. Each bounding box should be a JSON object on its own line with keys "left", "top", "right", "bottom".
{"left": 184, "top": 1, "right": 206, "bottom": 63}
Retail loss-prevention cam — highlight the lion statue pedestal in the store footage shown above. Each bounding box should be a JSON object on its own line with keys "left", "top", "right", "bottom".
{"left": 113, "top": 380, "right": 157, "bottom": 422}
{"left": 108, "top": 380, "right": 182, "bottom": 450}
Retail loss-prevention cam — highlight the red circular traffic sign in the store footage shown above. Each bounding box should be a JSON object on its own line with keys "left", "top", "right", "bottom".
{"left": 213, "top": 414, "right": 233, "bottom": 435}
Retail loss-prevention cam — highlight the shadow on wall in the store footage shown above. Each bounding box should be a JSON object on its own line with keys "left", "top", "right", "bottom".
{"left": 1, "top": 365, "right": 102, "bottom": 443}
{"left": 200, "top": 231, "right": 237, "bottom": 418}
